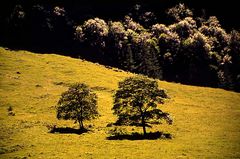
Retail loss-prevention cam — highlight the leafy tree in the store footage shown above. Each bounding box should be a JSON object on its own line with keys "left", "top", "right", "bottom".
{"left": 181, "top": 31, "right": 218, "bottom": 85}
{"left": 74, "top": 17, "right": 109, "bottom": 62}
{"left": 151, "top": 24, "right": 180, "bottom": 81}
{"left": 117, "top": 28, "right": 138, "bottom": 71}
{"left": 218, "top": 54, "right": 233, "bottom": 89}
{"left": 135, "top": 32, "right": 162, "bottom": 78}
{"left": 199, "top": 16, "right": 230, "bottom": 55}
{"left": 198, "top": 16, "right": 232, "bottom": 88}
{"left": 77, "top": 17, "right": 109, "bottom": 48}
{"left": 151, "top": 24, "right": 170, "bottom": 37}
{"left": 113, "top": 77, "right": 172, "bottom": 136}
{"left": 166, "top": 3, "right": 193, "bottom": 22}
{"left": 229, "top": 30, "right": 240, "bottom": 91}
{"left": 56, "top": 83, "right": 99, "bottom": 130}
{"left": 106, "top": 21, "right": 127, "bottom": 67}
{"left": 169, "top": 17, "right": 197, "bottom": 39}
{"left": 124, "top": 16, "right": 146, "bottom": 33}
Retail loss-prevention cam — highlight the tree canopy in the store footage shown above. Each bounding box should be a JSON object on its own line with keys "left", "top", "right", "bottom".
{"left": 113, "top": 76, "right": 172, "bottom": 136}
{"left": 56, "top": 83, "right": 99, "bottom": 130}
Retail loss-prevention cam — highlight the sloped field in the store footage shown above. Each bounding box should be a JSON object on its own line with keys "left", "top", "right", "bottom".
{"left": 0, "top": 48, "right": 239, "bottom": 158}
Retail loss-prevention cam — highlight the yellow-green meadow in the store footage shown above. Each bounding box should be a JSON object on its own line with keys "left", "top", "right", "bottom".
{"left": 0, "top": 48, "right": 239, "bottom": 158}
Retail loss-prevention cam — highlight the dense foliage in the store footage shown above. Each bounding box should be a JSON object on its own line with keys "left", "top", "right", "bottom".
{"left": 1, "top": 1, "right": 240, "bottom": 91}
{"left": 113, "top": 76, "right": 172, "bottom": 136}
{"left": 74, "top": 4, "right": 240, "bottom": 91}
{"left": 56, "top": 83, "right": 99, "bottom": 130}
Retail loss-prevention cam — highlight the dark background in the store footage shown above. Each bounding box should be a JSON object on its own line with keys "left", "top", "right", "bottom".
{"left": 1, "top": 0, "right": 238, "bottom": 26}
{"left": 1, "top": 0, "right": 239, "bottom": 27}
{"left": 0, "top": 0, "right": 239, "bottom": 52}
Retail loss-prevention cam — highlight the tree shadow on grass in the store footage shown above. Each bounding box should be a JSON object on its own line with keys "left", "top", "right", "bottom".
{"left": 107, "top": 131, "right": 172, "bottom": 140}
{"left": 49, "top": 126, "right": 89, "bottom": 135}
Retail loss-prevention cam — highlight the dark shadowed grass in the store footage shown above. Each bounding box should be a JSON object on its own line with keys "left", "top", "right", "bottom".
{"left": 107, "top": 131, "right": 172, "bottom": 140}
{"left": 49, "top": 126, "right": 89, "bottom": 135}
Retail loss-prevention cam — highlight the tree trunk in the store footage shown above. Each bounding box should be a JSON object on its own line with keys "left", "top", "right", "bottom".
{"left": 79, "top": 119, "right": 84, "bottom": 130}
{"left": 79, "top": 105, "right": 84, "bottom": 130}
{"left": 141, "top": 115, "right": 147, "bottom": 136}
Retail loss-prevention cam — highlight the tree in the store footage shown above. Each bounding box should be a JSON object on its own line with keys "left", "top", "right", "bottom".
{"left": 229, "top": 30, "right": 240, "bottom": 91}
{"left": 169, "top": 17, "right": 197, "bottom": 40}
{"left": 77, "top": 17, "right": 109, "bottom": 48}
{"left": 56, "top": 83, "right": 99, "bottom": 130}
{"left": 181, "top": 31, "right": 218, "bottom": 85}
{"left": 106, "top": 21, "right": 127, "bottom": 67}
{"left": 199, "top": 16, "right": 230, "bottom": 55}
{"left": 113, "top": 76, "right": 172, "bottom": 136}
{"left": 166, "top": 3, "right": 193, "bottom": 22}
{"left": 151, "top": 23, "right": 181, "bottom": 81}
{"left": 136, "top": 32, "right": 162, "bottom": 79}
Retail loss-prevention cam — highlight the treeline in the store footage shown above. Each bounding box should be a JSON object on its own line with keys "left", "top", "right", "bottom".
{"left": 74, "top": 4, "right": 240, "bottom": 91}
{"left": 0, "top": 1, "right": 240, "bottom": 91}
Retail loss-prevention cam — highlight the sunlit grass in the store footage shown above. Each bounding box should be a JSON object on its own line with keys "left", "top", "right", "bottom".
{"left": 0, "top": 47, "right": 240, "bottom": 158}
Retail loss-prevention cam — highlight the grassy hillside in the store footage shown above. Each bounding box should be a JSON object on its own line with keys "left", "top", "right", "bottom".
{"left": 0, "top": 47, "right": 240, "bottom": 159}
